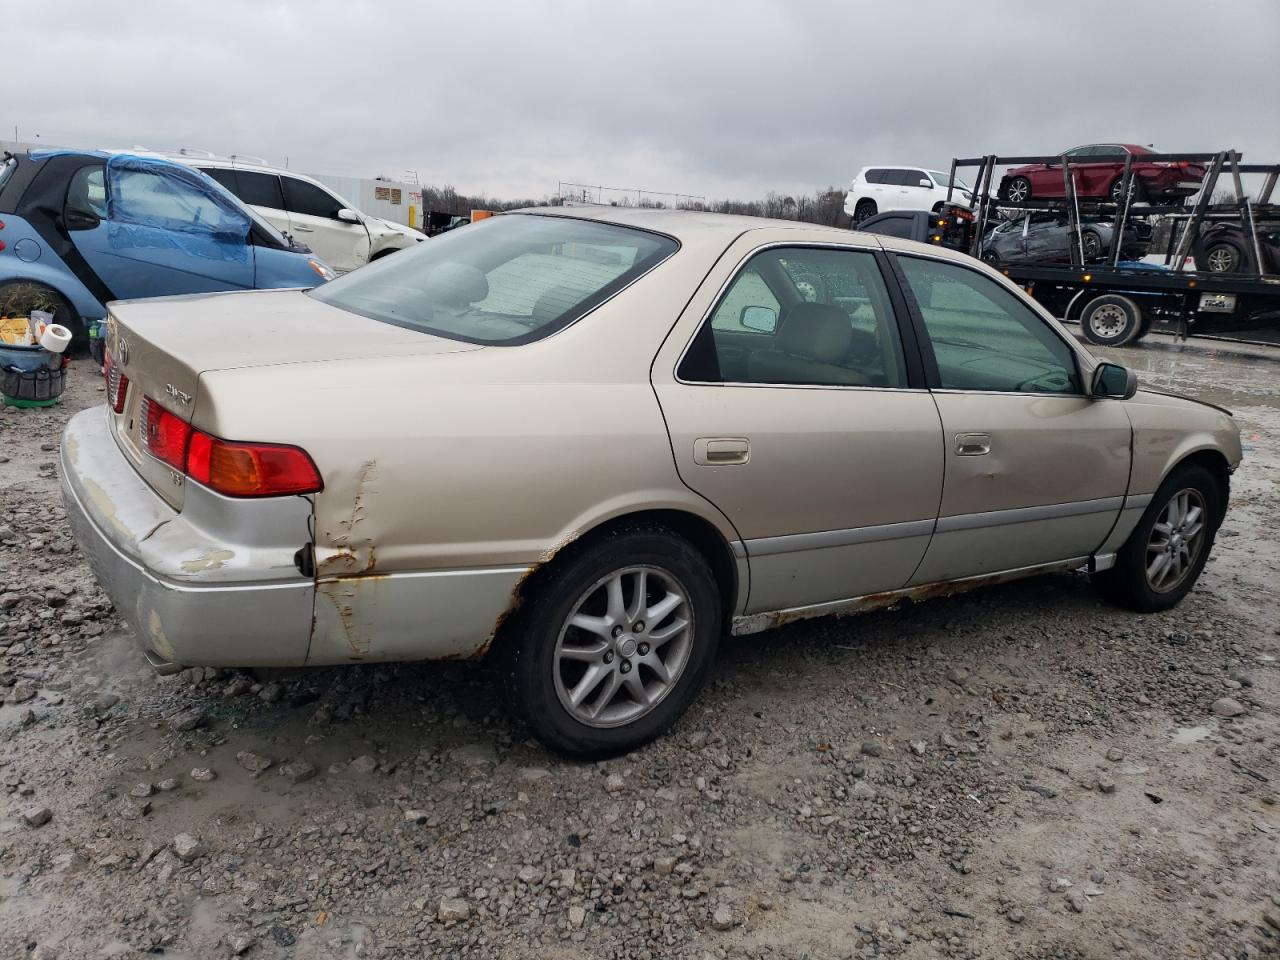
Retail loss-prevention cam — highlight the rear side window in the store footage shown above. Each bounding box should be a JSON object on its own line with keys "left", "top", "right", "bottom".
{"left": 897, "top": 256, "right": 1081, "bottom": 394}
{"left": 282, "top": 177, "right": 343, "bottom": 219}
{"left": 681, "top": 247, "right": 907, "bottom": 389}
{"left": 864, "top": 168, "right": 889, "bottom": 184}
{"left": 234, "top": 171, "right": 285, "bottom": 210}
{"left": 66, "top": 165, "right": 107, "bottom": 218}
{"left": 310, "top": 214, "right": 678, "bottom": 345}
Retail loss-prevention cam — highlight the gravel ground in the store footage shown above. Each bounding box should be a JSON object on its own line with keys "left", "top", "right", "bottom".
{"left": 1, "top": 336, "right": 1277, "bottom": 960}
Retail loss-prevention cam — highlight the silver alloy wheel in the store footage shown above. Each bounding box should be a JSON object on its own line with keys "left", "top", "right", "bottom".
{"left": 1207, "top": 245, "right": 1238, "bottom": 272}
{"left": 553, "top": 565, "right": 694, "bottom": 728}
{"left": 1088, "top": 303, "right": 1129, "bottom": 339}
{"left": 1007, "top": 179, "right": 1029, "bottom": 202}
{"left": 1145, "top": 487, "right": 1207, "bottom": 593}
{"left": 1082, "top": 231, "right": 1102, "bottom": 259}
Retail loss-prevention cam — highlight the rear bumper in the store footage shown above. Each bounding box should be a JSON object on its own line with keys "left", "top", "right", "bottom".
{"left": 60, "top": 406, "right": 314, "bottom": 669}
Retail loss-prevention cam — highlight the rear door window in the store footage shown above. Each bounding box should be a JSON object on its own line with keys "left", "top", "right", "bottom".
{"left": 233, "top": 171, "right": 286, "bottom": 210}
{"left": 281, "top": 176, "right": 343, "bottom": 219}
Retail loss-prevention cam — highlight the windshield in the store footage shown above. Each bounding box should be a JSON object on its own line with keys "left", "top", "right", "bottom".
{"left": 929, "top": 171, "right": 970, "bottom": 191}
{"left": 310, "top": 214, "right": 679, "bottom": 344}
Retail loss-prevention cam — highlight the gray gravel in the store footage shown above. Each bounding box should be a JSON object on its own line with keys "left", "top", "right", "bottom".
{"left": 1, "top": 342, "right": 1278, "bottom": 960}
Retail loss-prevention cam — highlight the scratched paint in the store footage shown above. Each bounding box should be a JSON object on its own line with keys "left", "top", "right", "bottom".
{"left": 180, "top": 549, "right": 235, "bottom": 573}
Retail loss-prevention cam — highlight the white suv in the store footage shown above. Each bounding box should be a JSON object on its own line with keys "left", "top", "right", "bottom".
{"left": 150, "top": 152, "right": 426, "bottom": 273}
{"left": 845, "top": 167, "right": 974, "bottom": 225}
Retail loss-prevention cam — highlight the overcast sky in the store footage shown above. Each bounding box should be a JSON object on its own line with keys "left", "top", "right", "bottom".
{"left": 5, "top": 0, "right": 1279, "bottom": 201}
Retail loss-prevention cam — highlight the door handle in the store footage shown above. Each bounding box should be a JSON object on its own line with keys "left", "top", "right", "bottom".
{"left": 694, "top": 437, "right": 749, "bottom": 465}
{"left": 293, "top": 225, "right": 314, "bottom": 232}
{"left": 955, "top": 433, "right": 991, "bottom": 456}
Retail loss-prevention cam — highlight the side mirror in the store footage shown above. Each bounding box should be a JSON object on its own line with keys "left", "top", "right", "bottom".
{"left": 64, "top": 208, "right": 101, "bottom": 231}
{"left": 918, "top": 178, "right": 932, "bottom": 188}
{"left": 336, "top": 208, "right": 361, "bottom": 224}
{"left": 1091, "top": 362, "right": 1137, "bottom": 400}
{"left": 740, "top": 305, "right": 778, "bottom": 333}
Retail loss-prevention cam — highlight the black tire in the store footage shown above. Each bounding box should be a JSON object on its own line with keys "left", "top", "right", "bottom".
{"left": 1081, "top": 229, "right": 1104, "bottom": 262}
{"left": 0, "top": 280, "right": 84, "bottom": 352}
{"left": 1202, "top": 241, "right": 1243, "bottom": 274}
{"left": 1080, "top": 294, "right": 1142, "bottom": 346}
{"left": 1109, "top": 176, "right": 1146, "bottom": 204}
{"left": 492, "top": 524, "right": 722, "bottom": 758}
{"left": 852, "top": 199, "right": 877, "bottom": 225}
{"left": 982, "top": 252, "right": 1000, "bottom": 265}
{"left": 1003, "top": 177, "right": 1032, "bottom": 203}
{"left": 1093, "top": 463, "right": 1221, "bottom": 612}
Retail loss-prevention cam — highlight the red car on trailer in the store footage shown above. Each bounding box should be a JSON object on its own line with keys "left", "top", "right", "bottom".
{"left": 999, "top": 144, "right": 1206, "bottom": 204}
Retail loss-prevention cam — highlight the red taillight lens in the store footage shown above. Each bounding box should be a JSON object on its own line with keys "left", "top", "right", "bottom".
{"left": 140, "top": 397, "right": 191, "bottom": 470}
{"left": 187, "top": 432, "right": 321, "bottom": 498}
{"left": 103, "top": 351, "right": 129, "bottom": 413}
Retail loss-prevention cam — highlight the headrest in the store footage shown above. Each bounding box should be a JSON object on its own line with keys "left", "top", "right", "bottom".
{"left": 776, "top": 303, "right": 852, "bottom": 364}
{"left": 424, "top": 262, "right": 489, "bottom": 306}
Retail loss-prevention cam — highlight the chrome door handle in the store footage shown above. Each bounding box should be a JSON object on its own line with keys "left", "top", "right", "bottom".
{"left": 293, "top": 225, "right": 314, "bottom": 232}
{"left": 694, "top": 437, "right": 749, "bottom": 465}
{"left": 955, "top": 433, "right": 991, "bottom": 456}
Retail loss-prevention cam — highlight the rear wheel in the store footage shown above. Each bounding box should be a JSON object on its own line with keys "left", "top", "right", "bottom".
{"left": 1109, "top": 176, "right": 1146, "bottom": 204}
{"left": 492, "top": 524, "right": 721, "bottom": 758}
{"left": 1080, "top": 294, "right": 1142, "bottom": 346}
{"left": 1204, "top": 242, "right": 1243, "bottom": 273}
{"left": 1003, "top": 177, "right": 1032, "bottom": 203}
{"left": 1094, "top": 463, "right": 1221, "bottom": 612}
{"left": 852, "top": 199, "right": 877, "bottom": 225}
{"left": 0, "top": 280, "right": 82, "bottom": 351}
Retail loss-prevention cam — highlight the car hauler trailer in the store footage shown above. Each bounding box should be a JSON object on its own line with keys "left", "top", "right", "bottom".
{"left": 941, "top": 151, "right": 1280, "bottom": 346}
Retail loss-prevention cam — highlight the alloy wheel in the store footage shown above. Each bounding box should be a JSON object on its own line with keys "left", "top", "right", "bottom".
{"left": 1206, "top": 245, "right": 1238, "bottom": 272}
{"left": 553, "top": 566, "right": 694, "bottom": 728}
{"left": 1145, "top": 488, "right": 1207, "bottom": 593}
{"left": 1007, "top": 179, "right": 1030, "bottom": 202}
{"left": 1082, "top": 232, "right": 1102, "bottom": 259}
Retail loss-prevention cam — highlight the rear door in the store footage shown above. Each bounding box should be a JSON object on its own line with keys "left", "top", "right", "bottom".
{"left": 887, "top": 251, "right": 1131, "bottom": 583}
{"left": 66, "top": 158, "right": 254, "bottom": 298}
{"left": 652, "top": 231, "right": 945, "bottom": 615}
{"left": 279, "top": 175, "right": 369, "bottom": 272}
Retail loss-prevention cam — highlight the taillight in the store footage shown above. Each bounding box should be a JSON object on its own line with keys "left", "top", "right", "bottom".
{"left": 140, "top": 396, "right": 191, "bottom": 471}
{"left": 137, "top": 394, "right": 321, "bottom": 498}
{"left": 187, "top": 433, "right": 321, "bottom": 497}
{"left": 103, "top": 351, "right": 129, "bottom": 413}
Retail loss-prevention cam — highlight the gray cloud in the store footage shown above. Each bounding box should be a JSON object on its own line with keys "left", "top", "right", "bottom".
{"left": 6, "top": 0, "right": 1278, "bottom": 201}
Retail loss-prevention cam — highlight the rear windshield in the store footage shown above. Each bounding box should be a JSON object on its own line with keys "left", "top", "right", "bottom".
{"left": 310, "top": 214, "right": 678, "bottom": 344}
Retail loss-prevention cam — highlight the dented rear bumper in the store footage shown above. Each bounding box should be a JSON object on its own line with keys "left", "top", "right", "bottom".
{"left": 60, "top": 406, "right": 314, "bottom": 669}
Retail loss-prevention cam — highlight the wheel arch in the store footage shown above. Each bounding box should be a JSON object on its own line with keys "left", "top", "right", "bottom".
{"left": 509, "top": 507, "right": 743, "bottom": 630}
{"left": 1168, "top": 448, "right": 1231, "bottom": 521}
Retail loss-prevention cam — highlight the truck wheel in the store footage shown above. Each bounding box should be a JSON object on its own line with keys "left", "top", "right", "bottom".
{"left": 853, "top": 200, "right": 877, "bottom": 224}
{"left": 492, "top": 523, "right": 721, "bottom": 758}
{"left": 1093, "top": 463, "right": 1221, "bottom": 612}
{"left": 1003, "top": 177, "right": 1032, "bottom": 202}
{"left": 1080, "top": 294, "right": 1142, "bottom": 346}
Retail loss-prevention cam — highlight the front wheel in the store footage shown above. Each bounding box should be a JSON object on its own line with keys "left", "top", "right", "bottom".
{"left": 1080, "top": 294, "right": 1142, "bottom": 346}
{"left": 493, "top": 525, "right": 721, "bottom": 758}
{"left": 1204, "top": 242, "right": 1243, "bottom": 273}
{"left": 1081, "top": 229, "right": 1104, "bottom": 261}
{"left": 1093, "top": 463, "right": 1221, "bottom": 612}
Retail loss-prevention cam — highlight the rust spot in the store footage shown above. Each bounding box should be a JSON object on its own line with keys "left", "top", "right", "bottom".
{"left": 317, "top": 460, "right": 379, "bottom": 577}
{"left": 470, "top": 535, "right": 577, "bottom": 663}
{"left": 732, "top": 559, "right": 1085, "bottom": 637}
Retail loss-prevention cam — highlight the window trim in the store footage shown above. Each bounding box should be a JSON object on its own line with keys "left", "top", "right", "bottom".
{"left": 673, "top": 240, "right": 928, "bottom": 392}
{"left": 885, "top": 250, "right": 1089, "bottom": 397}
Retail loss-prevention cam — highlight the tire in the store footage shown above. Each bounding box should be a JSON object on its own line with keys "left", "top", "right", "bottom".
{"left": 852, "top": 199, "right": 877, "bottom": 225}
{"left": 1081, "top": 229, "right": 1104, "bottom": 262}
{"left": 492, "top": 524, "right": 722, "bottom": 758}
{"left": 1093, "top": 463, "right": 1221, "bottom": 612}
{"left": 1003, "top": 177, "right": 1032, "bottom": 203}
{"left": 0, "top": 280, "right": 83, "bottom": 351}
{"left": 1080, "top": 294, "right": 1142, "bottom": 346}
{"left": 982, "top": 252, "right": 1000, "bottom": 265}
{"left": 1203, "top": 242, "right": 1243, "bottom": 274}
{"left": 1109, "top": 176, "right": 1146, "bottom": 204}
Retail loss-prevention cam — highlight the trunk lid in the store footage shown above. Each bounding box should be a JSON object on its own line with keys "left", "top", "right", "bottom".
{"left": 105, "top": 288, "right": 481, "bottom": 509}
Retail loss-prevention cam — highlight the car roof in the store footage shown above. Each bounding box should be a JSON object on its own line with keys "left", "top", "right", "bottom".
{"left": 509, "top": 205, "right": 868, "bottom": 242}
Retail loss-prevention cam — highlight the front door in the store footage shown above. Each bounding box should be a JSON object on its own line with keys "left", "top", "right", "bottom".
{"left": 889, "top": 252, "right": 1132, "bottom": 584}
{"left": 66, "top": 158, "right": 255, "bottom": 298}
{"left": 653, "top": 235, "right": 944, "bottom": 615}
{"left": 279, "top": 175, "right": 369, "bottom": 273}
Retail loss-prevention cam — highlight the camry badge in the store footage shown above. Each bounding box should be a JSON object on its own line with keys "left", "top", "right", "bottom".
{"left": 165, "top": 384, "right": 193, "bottom": 405}
{"left": 118, "top": 337, "right": 130, "bottom": 366}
